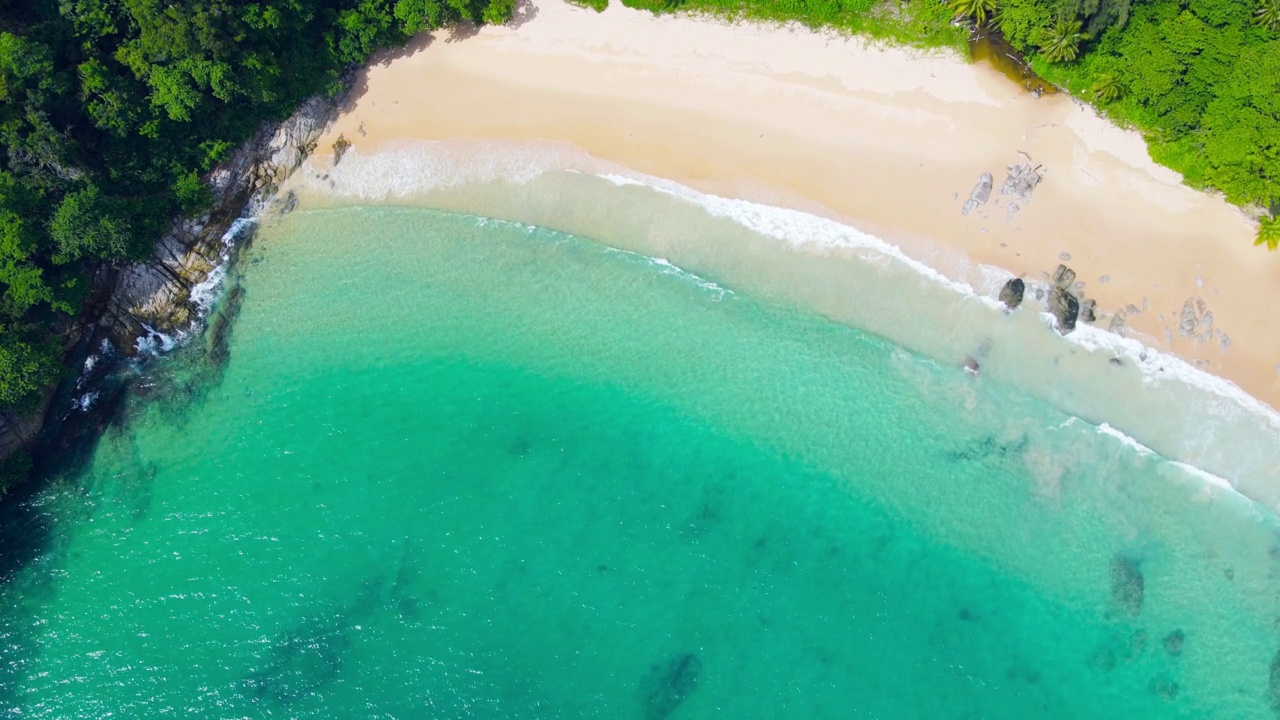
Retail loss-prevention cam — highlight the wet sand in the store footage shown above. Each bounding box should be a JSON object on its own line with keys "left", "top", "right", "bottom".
{"left": 311, "top": 0, "right": 1280, "bottom": 407}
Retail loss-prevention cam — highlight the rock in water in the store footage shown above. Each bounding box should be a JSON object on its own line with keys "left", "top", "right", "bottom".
{"left": 961, "top": 172, "right": 994, "bottom": 216}
{"left": 1271, "top": 648, "right": 1280, "bottom": 714}
{"left": 1049, "top": 287, "right": 1080, "bottom": 334}
{"left": 1163, "top": 630, "right": 1184, "bottom": 655}
{"left": 999, "top": 278, "right": 1025, "bottom": 310}
{"left": 641, "top": 653, "right": 703, "bottom": 720}
{"left": 1110, "top": 555, "right": 1144, "bottom": 617}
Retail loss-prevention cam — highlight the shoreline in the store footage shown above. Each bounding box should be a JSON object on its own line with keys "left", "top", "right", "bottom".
{"left": 308, "top": 0, "right": 1279, "bottom": 409}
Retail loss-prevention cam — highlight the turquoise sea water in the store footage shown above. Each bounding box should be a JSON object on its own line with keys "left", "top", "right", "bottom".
{"left": 3, "top": 204, "right": 1280, "bottom": 717}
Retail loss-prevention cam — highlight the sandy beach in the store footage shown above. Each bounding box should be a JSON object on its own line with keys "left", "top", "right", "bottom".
{"left": 308, "top": 0, "right": 1280, "bottom": 408}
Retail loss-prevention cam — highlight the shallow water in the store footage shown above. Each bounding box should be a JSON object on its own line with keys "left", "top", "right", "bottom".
{"left": 3, "top": 204, "right": 1280, "bottom": 717}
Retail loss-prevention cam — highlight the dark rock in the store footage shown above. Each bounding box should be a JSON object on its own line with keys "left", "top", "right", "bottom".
{"left": 1163, "top": 630, "right": 1184, "bottom": 656}
{"left": 963, "top": 357, "right": 981, "bottom": 376}
{"left": 1049, "top": 286, "right": 1080, "bottom": 334}
{"left": 999, "top": 277, "right": 1025, "bottom": 310}
{"left": 1110, "top": 555, "right": 1144, "bottom": 617}
{"left": 641, "top": 653, "right": 702, "bottom": 720}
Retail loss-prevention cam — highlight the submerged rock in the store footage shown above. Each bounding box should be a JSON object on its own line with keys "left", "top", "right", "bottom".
{"left": 1163, "top": 630, "right": 1184, "bottom": 655}
{"left": 962, "top": 172, "right": 994, "bottom": 216}
{"left": 641, "top": 652, "right": 702, "bottom": 720}
{"left": 999, "top": 277, "right": 1025, "bottom": 310}
{"left": 1110, "top": 555, "right": 1144, "bottom": 617}
{"left": 1270, "top": 648, "right": 1280, "bottom": 714}
{"left": 1149, "top": 676, "right": 1179, "bottom": 700}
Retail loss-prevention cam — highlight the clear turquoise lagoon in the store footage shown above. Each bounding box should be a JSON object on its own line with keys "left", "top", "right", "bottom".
{"left": 3, "top": 200, "right": 1279, "bottom": 718}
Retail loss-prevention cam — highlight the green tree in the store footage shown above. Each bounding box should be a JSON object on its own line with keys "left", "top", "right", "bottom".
{"left": 949, "top": 0, "right": 999, "bottom": 25}
{"left": 1091, "top": 72, "right": 1123, "bottom": 101}
{"left": 1038, "top": 18, "right": 1086, "bottom": 62}
{"left": 1257, "top": 215, "right": 1280, "bottom": 250}
{"left": 0, "top": 329, "right": 59, "bottom": 410}
{"left": 1257, "top": 0, "right": 1280, "bottom": 30}
{"left": 48, "top": 185, "right": 139, "bottom": 263}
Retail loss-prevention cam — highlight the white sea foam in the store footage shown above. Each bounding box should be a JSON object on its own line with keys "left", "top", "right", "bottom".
{"left": 1171, "top": 461, "right": 1236, "bottom": 492}
{"left": 72, "top": 391, "right": 99, "bottom": 413}
{"left": 135, "top": 324, "right": 180, "bottom": 357}
{"left": 1096, "top": 422, "right": 1156, "bottom": 456}
{"left": 592, "top": 167, "right": 1280, "bottom": 438}
{"left": 651, "top": 258, "right": 732, "bottom": 300}
{"left": 297, "top": 141, "right": 1280, "bottom": 490}
{"left": 301, "top": 142, "right": 595, "bottom": 200}
{"left": 191, "top": 217, "right": 258, "bottom": 316}
{"left": 599, "top": 171, "right": 1006, "bottom": 313}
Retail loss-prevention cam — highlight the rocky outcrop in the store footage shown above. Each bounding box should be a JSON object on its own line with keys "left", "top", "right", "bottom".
{"left": 1048, "top": 286, "right": 1080, "bottom": 333}
{"left": 961, "top": 172, "right": 993, "bottom": 216}
{"left": 999, "top": 277, "right": 1025, "bottom": 310}
{"left": 100, "top": 92, "right": 341, "bottom": 354}
{"left": 1046, "top": 264, "right": 1085, "bottom": 334}
{"left": 998, "top": 162, "right": 1043, "bottom": 203}
{"left": 4, "top": 87, "right": 348, "bottom": 473}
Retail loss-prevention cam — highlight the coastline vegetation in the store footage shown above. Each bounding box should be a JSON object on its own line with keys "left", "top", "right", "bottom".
{"left": 0, "top": 0, "right": 1274, "bottom": 478}
{"left": 0, "top": 1, "right": 514, "bottom": 432}
{"left": 619, "top": 0, "right": 1279, "bottom": 246}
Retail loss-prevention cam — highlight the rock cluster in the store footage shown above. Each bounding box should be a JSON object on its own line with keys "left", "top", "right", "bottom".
{"left": 0, "top": 86, "right": 347, "bottom": 463}
{"left": 999, "top": 264, "right": 1096, "bottom": 335}
{"left": 960, "top": 160, "right": 1043, "bottom": 220}
{"left": 999, "top": 162, "right": 1043, "bottom": 203}
{"left": 101, "top": 93, "right": 341, "bottom": 355}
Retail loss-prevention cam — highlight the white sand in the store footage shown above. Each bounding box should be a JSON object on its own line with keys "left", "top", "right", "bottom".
{"left": 310, "top": 0, "right": 1280, "bottom": 406}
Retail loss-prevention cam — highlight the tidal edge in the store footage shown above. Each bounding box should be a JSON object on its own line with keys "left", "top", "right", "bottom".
{"left": 0, "top": 80, "right": 351, "bottom": 494}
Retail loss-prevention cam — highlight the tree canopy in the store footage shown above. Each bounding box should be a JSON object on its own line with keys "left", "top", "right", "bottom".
{"left": 988, "top": 0, "right": 1280, "bottom": 241}
{"left": 0, "top": 0, "right": 513, "bottom": 419}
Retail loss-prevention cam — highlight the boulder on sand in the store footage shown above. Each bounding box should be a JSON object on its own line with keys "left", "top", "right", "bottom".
{"left": 961, "top": 172, "right": 993, "bottom": 216}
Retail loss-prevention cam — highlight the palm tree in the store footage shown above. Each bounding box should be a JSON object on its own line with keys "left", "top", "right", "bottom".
{"left": 1039, "top": 19, "right": 1086, "bottom": 63}
{"left": 949, "top": 0, "right": 998, "bottom": 25}
{"left": 1256, "top": 214, "right": 1280, "bottom": 251}
{"left": 1091, "top": 72, "right": 1122, "bottom": 102}
{"left": 1256, "top": 0, "right": 1280, "bottom": 30}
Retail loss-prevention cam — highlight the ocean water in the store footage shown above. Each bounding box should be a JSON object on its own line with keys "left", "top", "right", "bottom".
{"left": 3, "top": 194, "right": 1280, "bottom": 717}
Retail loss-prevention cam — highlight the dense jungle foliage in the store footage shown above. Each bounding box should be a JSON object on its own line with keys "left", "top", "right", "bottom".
{"left": 0, "top": 0, "right": 514, "bottom": 419}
